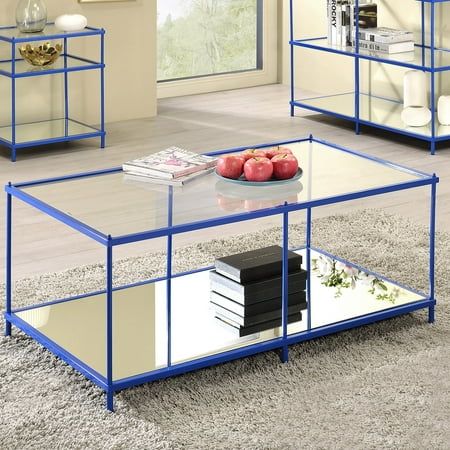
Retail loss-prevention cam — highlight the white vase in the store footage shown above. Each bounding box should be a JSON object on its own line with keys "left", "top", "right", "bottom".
{"left": 438, "top": 95, "right": 450, "bottom": 126}
{"left": 404, "top": 70, "right": 427, "bottom": 108}
{"left": 401, "top": 106, "right": 432, "bottom": 127}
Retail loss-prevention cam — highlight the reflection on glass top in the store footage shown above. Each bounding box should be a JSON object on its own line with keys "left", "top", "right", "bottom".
{"left": 16, "top": 249, "right": 425, "bottom": 380}
{"left": 294, "top": 38, "right": 450, "bottom": 70}
{"left": 0, "top": 119, "right": 99, "bottom": 145}
{"left": 0, "top": 55, "right": 101, "bottom": 75}
{"left": 21, "top": 140, "right": 428, "bottom": 237}
{"left": 0, "top": 24, "right": 101, "bottom": 41}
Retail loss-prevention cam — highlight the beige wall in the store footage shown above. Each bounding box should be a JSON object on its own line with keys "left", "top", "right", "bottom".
{"left": 281, "top": 0, "right": 450, "bottom": 103}
{"left": 0, "top": 0, "right": 156, "bottom": 125}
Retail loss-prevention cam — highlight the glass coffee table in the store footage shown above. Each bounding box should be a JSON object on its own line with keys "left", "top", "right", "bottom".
{"left": 4, "top": 136, "right": 439, "bottom": 411}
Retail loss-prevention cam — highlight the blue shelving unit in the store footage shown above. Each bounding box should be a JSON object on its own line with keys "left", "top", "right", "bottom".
{"left": 289, "top": 0, "right": 449, "bottom": 154}
{"left": 0, "top": 24, "right": 106, "bottom": 162}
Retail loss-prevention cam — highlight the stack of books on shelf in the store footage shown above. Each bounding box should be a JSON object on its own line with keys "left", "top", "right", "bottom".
{"left": 209, "top": 245, "right": 308, "bottom": 338}
{"left": 353, "top": 27, "right": 415, "bottom": 55}
{"left": 327, "top": 1, "right": 414, "bottom": 55}
{"left": 122, "top": 146, "right": 217, "bottom": 187}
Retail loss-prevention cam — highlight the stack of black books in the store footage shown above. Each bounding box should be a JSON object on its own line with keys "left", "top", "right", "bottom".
{"left": 210, "top": 245, "right": 308, "bottom": 337}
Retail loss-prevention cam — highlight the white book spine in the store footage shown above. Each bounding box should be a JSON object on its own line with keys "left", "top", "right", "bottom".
{"left": 327, "top": 0, "right": 332, "bottom": 44}
{"left": 331, "top": 0, "right": 338, "bottom": 46}
{"left": 355, "top": 40, "right": 414, "bottom": 54}
{"left": 358, "top": 30, "right": 414, "bottom": 44}
{"left": 336, "top": 1, "right": 342, "bottom": 47}
{"left": 349, "top": 4, "right": 355, "bottom": 46}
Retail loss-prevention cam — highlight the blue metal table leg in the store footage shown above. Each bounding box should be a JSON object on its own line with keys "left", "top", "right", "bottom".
{"left": 430, "top": 2, "right": 436, "bottom": 156}
{"left": 428, "top": 175, "right": 437, "bottom": 324}
{"left": 289, "top": 0, "right": 295, "bottom": 118}
{"left": 306, "top": 207, "right": 312, "bottom": 332}
{"left": 167, "top": 187, "right": 173, "bottom": 369}
{"left": 11, "top": 41, "right": 16, "bottom": 162}
{"left": 106, "top": 237, "right": 114, "bottom": 411}
{"left": 280, "top": 208, "right": 289, "bottom": 364}
{"left": 430, "top": 141, "right": 436, "bottom": 156}
{"left": 5, "top": 187, "right": 12, "bottom": 336}
{"left": 100, "top": 31, "right": 106, "bottom": 149}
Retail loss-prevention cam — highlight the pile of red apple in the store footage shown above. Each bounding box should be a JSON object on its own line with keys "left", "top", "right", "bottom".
{"left": 216, "top": 146, "right": 299, "bottom": 182}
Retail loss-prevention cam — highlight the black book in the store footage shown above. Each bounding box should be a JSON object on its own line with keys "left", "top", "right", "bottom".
{"left": 215, "top": 312, "right": 302, "bottom": 338}
{"left": 211, "top": 301, "right": 305, "bottom": 327}
{"left": 210, "top": 269, "right": 307, "bottom": 305}
{"left": 215, "top": 245, "right": 302, "bottom": 283}
{"left": 210, "top": 290, "right": 307, "bottom": 317}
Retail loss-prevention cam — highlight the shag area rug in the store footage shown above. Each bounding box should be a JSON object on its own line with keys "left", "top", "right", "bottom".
{"left": 0, "top": 210, "right": 449, "bottom": 450}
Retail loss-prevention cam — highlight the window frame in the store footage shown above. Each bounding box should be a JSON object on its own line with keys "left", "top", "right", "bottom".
{"left": 157, "top": 0, "right": 278, "bottom": 99}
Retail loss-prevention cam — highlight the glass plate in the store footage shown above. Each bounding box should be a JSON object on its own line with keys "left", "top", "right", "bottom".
{"left": 215, "top": 168, "right": 303, "bottom": 187}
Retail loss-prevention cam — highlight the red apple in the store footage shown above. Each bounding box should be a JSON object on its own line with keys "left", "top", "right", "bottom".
{"left": 271, "top": 154, "right": 299, "bottom": 180}
{"left": 244, "top": 157, "right": 273, "bottom": 182}
{"left": 242, "top": 149, "right": 267, "bottom": 161}
{"left": 216, "top": 155, "right": 245, "bottom": 179}
{"left": 265, "top": 146, "right": 293, "bottom": 159}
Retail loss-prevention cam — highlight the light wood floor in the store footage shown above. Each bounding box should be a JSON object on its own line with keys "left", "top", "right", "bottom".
{"left": 1, "top": 84, "right": 448, "bottom": 280}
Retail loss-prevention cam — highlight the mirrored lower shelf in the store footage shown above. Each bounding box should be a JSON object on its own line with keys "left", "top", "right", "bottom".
{"left": 294, "top": 93, "right": 450, "bottom": 139}
{"left": 0, "top": 118, "right": 101, "bottom": 146}
{"left": 15, "top": 249, "right": 425, "bottom": 382}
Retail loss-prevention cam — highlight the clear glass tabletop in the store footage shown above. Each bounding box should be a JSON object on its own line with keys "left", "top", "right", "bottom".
{"left": 19, "top": 140, "right": 430, "bottom": 239}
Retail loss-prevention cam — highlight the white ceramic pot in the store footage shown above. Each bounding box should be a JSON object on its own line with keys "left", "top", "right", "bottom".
{"left": 401, "top": 106, "right": 432, "bottom": 127}
{"left": 404, "top": 70, "right": 427, "bottom": 108}
{"left": 438, "top": 95, "right": 450, "bottom": 126}
{"left": 55, "top": 14, "right": 87, "bottom": 32}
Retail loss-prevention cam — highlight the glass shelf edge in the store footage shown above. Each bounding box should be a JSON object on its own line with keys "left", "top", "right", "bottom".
{"left": 291, "top": 39, "right": 450, "bottom": 72}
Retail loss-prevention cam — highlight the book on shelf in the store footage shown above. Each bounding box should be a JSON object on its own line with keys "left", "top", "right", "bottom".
{"left": 357, "top": 27, "right": 414, "bottom": 44}
{"left": 215, "top": 312, "right": 302, "bottom": 338}
{"left": 122, "top": 146, "right": 217, "bottom": 180}
{"left": 211, "top": 300, "right": 303, "bottom": 328}
{"left": 210, "top": 290, "right": 307, "bottom": 319}
{"left": 209, "top": 269, "right": 307, "bottom": 305}
{"left": 353, "top": 39, "right": 414, "bottom": 54}
{"left": 215, "top": 245, "right": 303, "bottom": 284}
{"left": 123, "top": 167, "right": 214, "bottom": 187}
{"left": 328, "top": 1, "right": 378, "bottom": 48}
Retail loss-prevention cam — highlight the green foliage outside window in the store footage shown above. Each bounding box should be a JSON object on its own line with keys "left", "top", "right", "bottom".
{"left": 158, "top": 0, "right": 258, "bottom": 81}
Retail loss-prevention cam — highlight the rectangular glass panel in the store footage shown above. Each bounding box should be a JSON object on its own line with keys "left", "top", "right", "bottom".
{"left": 0, "top": 55, "right": 100, "bottom": 76}
{"left": 0, "top": 25, "right": 98, "bottom": 40}
{"left": 15, "top": 255, "right": 424, "bottom": 375}
{"left": 299, "top": 93, "right": 450, "bottom": 138}
{"left": 0, "top": 119, "right": 99, "bottom": 144}
{"left": 20, "top": 140, "right": 426, "bottom": 238}
{"left": 294, "top": 38, "right": 450, "bottom": 71}
{"left": 290, "top": 249, "right": 424, "bottom": 334}
{"left": 157, "top": 0, "right": 260, "bottom": 81}
{"left": 16, "top": 283, "right": 168, "bottom": 381}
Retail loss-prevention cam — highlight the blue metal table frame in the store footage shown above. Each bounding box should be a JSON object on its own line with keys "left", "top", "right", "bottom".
{"left": 289, "top": 0, "right": 450, "bottom": 154}
{"left": 3, "top": 136, "right": 439, "bottom": 412}
{"left": 0, "top": 24, "right": 106, "bottom": 162}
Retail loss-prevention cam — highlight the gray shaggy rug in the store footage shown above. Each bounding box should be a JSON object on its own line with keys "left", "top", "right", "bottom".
{"left": 0, "top": 210, "right": 449, "bottom": 450}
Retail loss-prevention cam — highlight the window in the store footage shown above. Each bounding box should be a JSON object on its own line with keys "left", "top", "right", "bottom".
{"left": 157, "top": 0, "right": 263, "bottom": 82}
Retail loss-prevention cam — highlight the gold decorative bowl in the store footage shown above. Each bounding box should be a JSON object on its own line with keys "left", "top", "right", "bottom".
{"left": 19, "top": 42, "right": 62, "bottom": 67}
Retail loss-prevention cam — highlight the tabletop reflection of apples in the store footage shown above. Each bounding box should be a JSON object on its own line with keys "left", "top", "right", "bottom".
{"left": 215, "top": 180, "right": 303, "bottom": 213}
